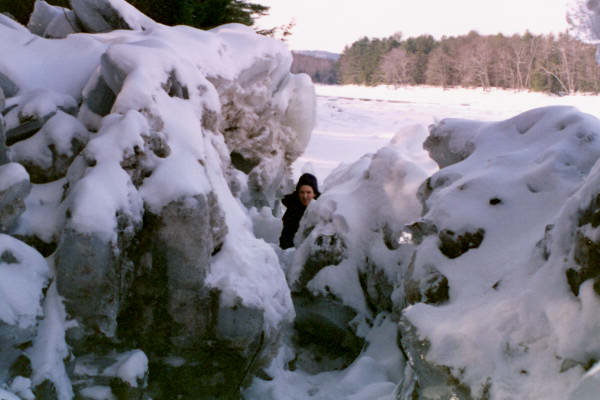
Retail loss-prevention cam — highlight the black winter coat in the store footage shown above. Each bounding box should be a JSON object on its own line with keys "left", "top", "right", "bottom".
{"left": 279, "top": 192, "right": 308, "bottom": 249}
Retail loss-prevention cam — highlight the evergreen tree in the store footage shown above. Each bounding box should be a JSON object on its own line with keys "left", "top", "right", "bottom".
{"left": 0, "top": 0, "right": 268, "bottom": 30}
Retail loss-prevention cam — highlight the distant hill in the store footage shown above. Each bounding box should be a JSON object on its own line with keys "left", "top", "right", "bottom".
{"left": 291, "top": 51, "right": 339, "bottom": 85}
{"left": 294, "top": 50, "right": 341, "bottom": 61}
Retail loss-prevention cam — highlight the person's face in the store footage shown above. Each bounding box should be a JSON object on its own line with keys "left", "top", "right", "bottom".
{"left": 298, "top": 185, "right": 315, "bottom": 206}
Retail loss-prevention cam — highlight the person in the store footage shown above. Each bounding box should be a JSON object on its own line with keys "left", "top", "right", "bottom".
{"left": 279, "top": 173, "right": 320, "bottom": 249}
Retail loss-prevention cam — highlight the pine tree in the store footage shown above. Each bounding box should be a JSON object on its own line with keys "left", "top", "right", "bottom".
{"left": 0, "top": 0, "right": 268, "bottom": 30}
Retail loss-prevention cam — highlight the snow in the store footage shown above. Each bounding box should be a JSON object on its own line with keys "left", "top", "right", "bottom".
{"left": 8, "top": 376, "right": 34, "bottom": 400}
{"left": 15, "top": 179, "right": 66, "bottom": 244}
{"left": 0, "top": 388, "right": 21, "bottom": 400}
{"left": 0, "top": 163, "right": 28, "bottom": 192}
{"left": 0, "top": 25, "right": 106, "bottom": 100}
{"left": 28, "top": 281, "right": 74, "bottom": 400}
{"left": 66, "top": 111, "right": 145, "bottom": 242}
{"left": 10, "top": 110, "right": 89, "bottom": 169}
{"left": 296, "top": 84, "right": 600, "bottom": 182}
{"left": 245, "top": 314, "right": 402, "bottom": 400}
{"left": 100, "top": 0, "right": 156, "bottom": 31}
{"left": 78, "top": 386, "right": 115, "bottom": 400}
{"left": 4, "top": 1, "right": 600, "bottom": 398}
{"left": 569, "top": 360, "right": 600, "bottom": 400}
{"left": 0, "top": 234, "right": 49, "bottom": 328}
{"left": 101, "top": 350, "right": 148, "bottom": 388}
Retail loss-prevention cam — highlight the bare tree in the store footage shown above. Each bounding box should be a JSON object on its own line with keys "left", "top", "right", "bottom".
{"left": 425, "top": 41, "right": 457, "bottom": 88}
{"left": 379, "top": 47, "right": 418, "bottom": 86}
{"left": 504, "top": 33, "right": 538, "bottom": 89}
{"left": 456, "top": 32, "right": 492, "bottom": 88}
{"left": 567, "top": 0, "right": 600, "bottom": 43}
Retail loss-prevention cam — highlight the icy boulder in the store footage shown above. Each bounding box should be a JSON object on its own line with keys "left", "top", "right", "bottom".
{"left": 0, "top": 234, "right": 49, "bottom": 385}
{"left": 398, "top": 106, "right": 600, "bottom": 398}
{"left": 211, "top": 24, "right": 317, "bottom": 208}
{"left": 70, "top": 350, "right": 148, "bottom": 399}
{"left": 9, "top": 109, "right": 89, "bottom": 183}
{"left": 286, "top": 141, "right": 427, "bottom": 372}
{"left": 69, "top": 0, "right": 156, "bottom": 33}
{"left": 27, "top": 0, "right": 81, "bottom": 38}
{"left": 3, "top": 89, "right": 79, "bottom": 153}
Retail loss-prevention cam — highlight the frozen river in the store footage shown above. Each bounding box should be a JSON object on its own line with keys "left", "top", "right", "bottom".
{"left": 294, "top": 84, "right": 600, "bottom": 184}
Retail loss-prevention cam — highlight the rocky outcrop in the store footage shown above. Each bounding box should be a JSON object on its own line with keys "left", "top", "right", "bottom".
{"left": 0, "top": 2, "right": 312, "bottom": 398}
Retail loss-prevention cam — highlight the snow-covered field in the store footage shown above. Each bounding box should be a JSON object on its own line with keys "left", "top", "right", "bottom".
{"left": 295, "top": 84, "right": 600, "bottom": 183}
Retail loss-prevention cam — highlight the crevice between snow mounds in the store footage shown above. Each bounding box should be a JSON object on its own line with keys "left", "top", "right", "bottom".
{"left": 400, "top": 106, "right": 600, "bottom": 399}
{"left": 284, "top": 145, "right": 427, "bottom": 374}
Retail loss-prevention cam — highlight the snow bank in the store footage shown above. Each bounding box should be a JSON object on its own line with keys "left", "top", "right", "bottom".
{"left": 402, "top": 105, "right": 600, "bottom": 398}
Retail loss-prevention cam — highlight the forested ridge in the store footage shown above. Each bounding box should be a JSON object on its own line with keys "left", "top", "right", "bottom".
{"left": 296, "top": 31, "right": 600, "bottom": 95}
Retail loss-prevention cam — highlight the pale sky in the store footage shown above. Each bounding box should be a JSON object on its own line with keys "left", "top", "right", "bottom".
{"left": 254, "top": 0, "right": 570, "bottom": 53}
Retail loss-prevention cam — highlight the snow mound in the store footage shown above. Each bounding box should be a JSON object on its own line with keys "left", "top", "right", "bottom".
{"left": 402, "top": 105, "right": 600, "bottom": 399}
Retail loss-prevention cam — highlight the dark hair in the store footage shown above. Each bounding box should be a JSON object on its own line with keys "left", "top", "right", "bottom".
{"left": 296, "top": 173, "right": 320, "bottom": 196}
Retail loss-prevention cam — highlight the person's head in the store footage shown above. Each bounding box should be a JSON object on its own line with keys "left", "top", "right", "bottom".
{"left": 296, "top": 173, "right": 319, "bottom": 206}
{"left": 298, "top": 185, "right": 315, "bottom": 206}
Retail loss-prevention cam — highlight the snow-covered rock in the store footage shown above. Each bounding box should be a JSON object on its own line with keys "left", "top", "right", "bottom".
{"left": 285, "top": 140, "right": 427, "bottom": 372}
{"left": 399, "top": 106, "right": 600, "bottom": 399}
{"left": 28, "top": 0, "right": 81, "bottom": 39}
{"left": 0, "top": 0, "right": 314, "bottom": 397}
{"left": 69, "top": 0, "right": 155, "bottom": 33}
{"left": 0, "top": 163, "right": 31, "bottom": 233}
{"left": 0, "top": 234, "right": 49, "bottom": 386}
{"left": 9, "top": 110, "right": 89, "bottom": 183}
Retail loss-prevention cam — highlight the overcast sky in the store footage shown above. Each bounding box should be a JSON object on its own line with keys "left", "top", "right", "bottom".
{"left": 254, "top": 0, "right": 570, "bottom": 53}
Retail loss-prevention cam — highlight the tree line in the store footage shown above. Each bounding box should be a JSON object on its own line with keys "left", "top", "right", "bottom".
{"left": 305, "top": 31, "right": 600, "bottom": 95}
{"left": 291, "top": 52, "right": 338, "bottom": 85}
